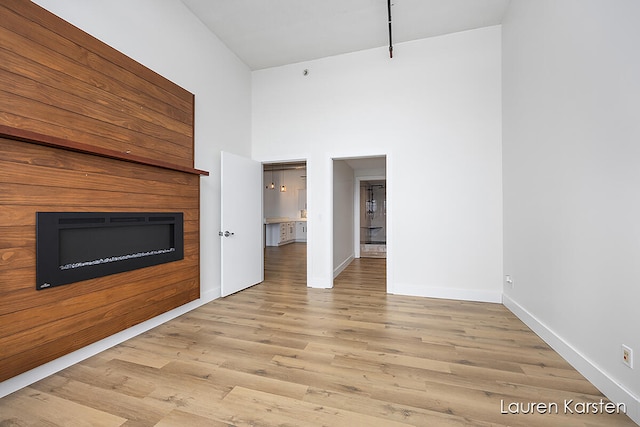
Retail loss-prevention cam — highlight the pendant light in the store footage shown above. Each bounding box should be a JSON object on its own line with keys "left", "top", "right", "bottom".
{"left": 269, "top": 165, "right": 275, "bottom": 189}
{"left": 280, "top": 168, "right": 287, "bottom": 192}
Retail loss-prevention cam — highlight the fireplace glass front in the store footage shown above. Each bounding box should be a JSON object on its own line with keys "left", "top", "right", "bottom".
{"left": 36, "top": 212, "right": 183, "bottom": 290}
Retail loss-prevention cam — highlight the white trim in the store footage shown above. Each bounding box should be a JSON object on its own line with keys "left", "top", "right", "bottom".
{"left": 385, "top": 154, "right": 394, "bottom": 295}
{"left": 503, "top": 294, "right": 640, "bottom": 425}
{"left": 333, "top": 254, "right": 355, "bottom": 278}
{"left": 392, "top": 284, "right": 502, "bottom": 303}
{"left": 354, "top": 178, "right": 361, "bottom": 259}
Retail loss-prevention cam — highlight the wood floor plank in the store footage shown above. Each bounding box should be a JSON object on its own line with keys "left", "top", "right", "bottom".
{"left": 303, "top": 386, "right": 498, "bottom": 427}
{"left": 52, "top": 362, "right": 156, "bottom": 399}
{"left": 0, "top": 243, "right": 636, "bottom": 426}
{"left": 154, "top": 409, "right": 229, "bottom": 427}
{"left": 306, "top": 341, "right": 452, "bottom": 374}
{"left": 0, "top": 386, "right": 127, "bottom": 427}
{"left": 221, "top": 386, "right": 411, "bottom": 427}
{"left": 30, "top": 374, "right": 169, "bottom": 426}
{"left": 270, "top": 353, "right": 428, "bottom": 392}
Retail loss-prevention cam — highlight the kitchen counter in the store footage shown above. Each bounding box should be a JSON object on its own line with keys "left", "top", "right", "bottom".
{"left": 265, "top": 217, "right": 306, "bottom": 224}
{"left": 265, "top": 218, "right": 307, "bottom": 245}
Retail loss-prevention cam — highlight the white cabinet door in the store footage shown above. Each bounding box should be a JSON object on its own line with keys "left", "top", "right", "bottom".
{"left": 279, "top": 223, "right": 287, "bottom": 244}
{"left": 295, "top": 221, "right": 307, "bottom": 242}
{"left": 288, "top": 222, "right": 295, "bottom": 241}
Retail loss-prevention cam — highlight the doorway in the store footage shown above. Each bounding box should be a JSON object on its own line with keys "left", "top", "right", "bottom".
{"left": 262, "top": 161, "right": 307, "bottom": 283}
{"left": 359, "top": 180, "right": 386, "bottom": 258}
{"left": 332, "top": 156, "right": 387, "bottom": 290}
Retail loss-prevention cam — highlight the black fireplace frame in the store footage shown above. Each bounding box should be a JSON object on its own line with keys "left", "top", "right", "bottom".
{"left": 36, "top": 212, "right": 184, "bottom": 290}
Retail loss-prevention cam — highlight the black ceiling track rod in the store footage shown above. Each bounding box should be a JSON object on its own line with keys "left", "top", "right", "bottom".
{"left": 387, "top": 0, "right": 393, "bottom": 58}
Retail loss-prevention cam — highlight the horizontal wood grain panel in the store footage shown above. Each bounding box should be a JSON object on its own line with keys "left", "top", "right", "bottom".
{"left": 0, "top": 206, "right": 200, "bottom": 227}
{"left": 0, "top": 93, "right": 193, "bottom": 169}
{"left": 0, "top": 1, "right": 193, "bottom": 109}
{"left": 0, "top": 41, "right": 192, "bottom": 137}
{"left": 0, "top": 254, "right": 199, "bottom": 317}
{"left": 0, "top": 0, "right": 198, "bottom": 171}
{"left": 0, "top": 137, "right": 204, "bottom": 183}
{"left": 0, "top": 67, "right": 192, "bottom": 153}
{"left": 0, "top": 183, "right": 199, "bottom": 209}
{"left": 0, "top": 0, "right": 200, "bottom": 383}
{"left": 0, "top": 160, "right": 199, "bottom": 199}
{"left": 0, "top": 88, "right": 193, "bottom": 173}
{"left": 0, "top": 247, "right": 34, "bottom": 270}
{"left": 0, "top": 124, "right": 206, "bottom": 176}
{"left": 0, "top": 226, "right": 33, "bottom": 249}
{"left": 0, "top": 287, "right": 198, "bottom": 382}
{"left": 0, "top": 264, "right": 200, "bottom": 340}
{"left": 0, "top": 267, "right": 34, "bottom": 293}
{"left": 0, "top": 11, "right": 193, "bottom": 122}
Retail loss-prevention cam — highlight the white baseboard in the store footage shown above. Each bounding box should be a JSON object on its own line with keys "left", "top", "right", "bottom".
{"left": 333, "top": 255, "right": 354, "bottom": 279}
{"left": 503, "top": 294, "right": 640, "bottom": 426}
{"left": 307, "top": 276, "right": 333, "bottom": 288}
{"left": 391, "top": 284, "right": 502, "bottom": 303}
{"left": 201, "top": 287, "right": 220, "bottom": 302}
{"left": 0, "top": 296, "right": 212, "bottom": 399}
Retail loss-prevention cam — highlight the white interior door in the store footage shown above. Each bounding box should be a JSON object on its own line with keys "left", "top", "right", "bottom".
{"left": 220, "top": 151, "right": 263, "bottom": 297}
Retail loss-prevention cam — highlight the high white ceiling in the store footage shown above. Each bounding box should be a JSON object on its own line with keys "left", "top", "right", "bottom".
{"left": 181, "top": 0, "right": 511, "bottom": 70}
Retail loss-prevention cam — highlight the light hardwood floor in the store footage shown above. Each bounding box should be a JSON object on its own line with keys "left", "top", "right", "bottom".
{"left": 0, "top": 243, "right": 635, "bottom": 426}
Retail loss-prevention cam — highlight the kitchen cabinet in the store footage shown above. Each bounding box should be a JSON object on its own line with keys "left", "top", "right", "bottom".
{"left": 295, "top": 221, "right": 307, "bottom": 242}
{"left": 266, "top": 220, "right": 297, "bottom": 246}
{"left": 281, "top": 221, "right": 295, "bottom": 243}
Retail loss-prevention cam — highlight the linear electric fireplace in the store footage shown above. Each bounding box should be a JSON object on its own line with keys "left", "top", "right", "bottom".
{"left": 36, "top": 212, "right": 184, "bottom": 290}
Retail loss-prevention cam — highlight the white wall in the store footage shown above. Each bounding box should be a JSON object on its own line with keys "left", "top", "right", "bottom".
{"left": 333, "top": 160, "right": 355, "bottom": 276}
{"left": 1, "top": 0, "right": 251, "bottom": 398}
{"left": 502, "top": 0, "right": 640, "bottom": 423}
{"left": 252, "top": 26, "right": 503, "bottom": 300}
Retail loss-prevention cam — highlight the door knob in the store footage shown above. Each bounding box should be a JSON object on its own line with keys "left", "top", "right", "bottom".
{"left": 219, "top": 231, "right": 235, "bottom": 237}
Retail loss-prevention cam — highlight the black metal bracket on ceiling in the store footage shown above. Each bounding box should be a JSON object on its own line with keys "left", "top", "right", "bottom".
{"left": 387, "top": 0, "right": 393, "bottom": 58}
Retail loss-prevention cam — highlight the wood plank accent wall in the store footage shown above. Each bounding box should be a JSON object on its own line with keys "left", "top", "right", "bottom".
{"left": 0, "top": 1, "right": 202, "bottom": 382}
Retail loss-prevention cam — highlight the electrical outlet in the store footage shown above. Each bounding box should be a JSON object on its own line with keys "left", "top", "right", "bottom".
{"left": 505, "top": 275, "right": 513, "bottom": 288}
{"left": 622, "top": 345, "right": 633, "bottom": 368}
